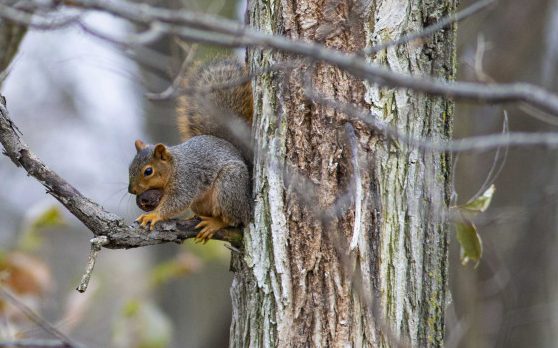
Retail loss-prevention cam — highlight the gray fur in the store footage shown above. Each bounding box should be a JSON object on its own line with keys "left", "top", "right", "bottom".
{"left": 129, "top": 135, "right": 252, "bottom": 225}
{"left": 213, "top": 164, "right": 252, "bottom": 225}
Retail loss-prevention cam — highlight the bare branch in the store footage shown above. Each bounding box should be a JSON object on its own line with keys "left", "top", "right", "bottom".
{"left": 0, "top": 3, "right": 79, "bottom": 30}
{"left": 306, "top": 87, "right": 558, "bottom": 153}
{"left": 1, "top": 0, "right": 558, "bottom": 115}
{"left": 77, "top": 21, "right": 171, "bottom": 79}
{"left": 76, "top": 236, "right": 108, "bottom": 293}
{"left": 145, "top": 42, "right": 197, "bottom": 100}
{"left": 468, "top": 114, "right": 509, "bottom": 202}
{"left": 0, "top": 339, "right": 70, "bottom": 347}
{"left": 365, "top": 0, "right": 496, "bottom": 55}
{"left": 0, "top": 95, "right": 243, "bottom": 249}
{"left": 0, "top": 287, "right": 79, "bottom": 348}
{"left": 50, "top": 0, "right": 558, "bottom": 116}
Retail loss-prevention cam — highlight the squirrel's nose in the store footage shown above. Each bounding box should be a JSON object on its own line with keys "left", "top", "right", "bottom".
{"left": 128, "top": 184, "right": 135, "bottom": 195}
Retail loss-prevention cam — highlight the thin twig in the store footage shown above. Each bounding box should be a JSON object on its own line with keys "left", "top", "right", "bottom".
{"left": 76, "top": 236, "right": 108, "bottom": 293}
{"left": 306, "top": 87, "right": 558, "bottom": 153}
{"left": 145, "top": 43, "right": 198, "bottom": 100}
{"left": 468, "top": 113, "right": 509, "bottom": 202}
{"left": 0, "top": 3, "right": 79, "bottom": 30}
{"left": 0, "top": 287, "right": 79, "bottom": 348}
{"left": 3, "top": 0, "right": 558, "bottom": 115}
{"left": 365, "top": 0, "right": 496, "bottom": 55}
{"left": 77, "top": 21, "right": 171, "bottom": 77}
{"left": 0, "top": 339, "right": 70, "bottom": 347}
{"left": 519, "top": 102, "right": 558, "bottom": 127}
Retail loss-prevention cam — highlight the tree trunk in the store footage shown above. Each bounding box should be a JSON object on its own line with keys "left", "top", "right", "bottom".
{"left": 230, "top": 0, "right": 456, "bottom": 347}
{"left": 0, "top": 18, "right": 26, "bottom": 88}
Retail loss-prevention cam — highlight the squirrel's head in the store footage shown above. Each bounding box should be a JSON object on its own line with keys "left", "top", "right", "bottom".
{"left": 128, "top": 139, "right": 173, "bottom": 195}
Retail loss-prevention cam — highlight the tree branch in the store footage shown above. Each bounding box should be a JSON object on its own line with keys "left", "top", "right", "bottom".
{"left": 0, "top": 286, "right": 79, "bottom": 347}
{"left": 0, "top": 95, "right": 243, "bottom": 249}
{"left": 364, "top": 0, "right": 496, "bottom": 55}
{"left": 0, "top": 339, "right": 71, "bottom": 348}
{"left": 3, "top": 1, "right": 558, "bottom": 116}
{"left": 31, "top": 0, "right": 558, "bottom": 116}
{"left": 305, "top": 85, "right": 558, "bottom": 153}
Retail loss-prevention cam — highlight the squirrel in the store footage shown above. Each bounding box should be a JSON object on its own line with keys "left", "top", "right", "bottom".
{"left": 128, "top": 59, "right": 253, "bottom": 243}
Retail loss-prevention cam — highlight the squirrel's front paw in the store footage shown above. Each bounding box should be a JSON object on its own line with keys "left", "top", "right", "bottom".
{"left": 195, "top": 216, "right": 228, "bottom": 244}
{"left": 136, "top": 212, "right": 163, "bottom": 230}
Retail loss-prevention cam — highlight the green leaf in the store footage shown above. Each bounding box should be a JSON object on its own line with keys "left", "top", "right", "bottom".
{"left": 18, "top": 231, "right": 43, "bottom": 252}
{"left": 122, "top": 299, "right": 141, "bottom": 318}
{"left": 149, "top": 252, "right": 202, "bottom": 289}
{"left": 150, "top": 261, "right": 186, "bottom": 288}
{"left": 455, "top": 216, "right": 483, "bottom": 268}
{"left": 31, "top": 206, "right": 65, "bottom": 230}
{"left": 19, "top": 206, "right": 66, "bottom": 252}
{"left": 113, "top": 300, "right": 173, "bottom": 348}
{"left": 462, "top": 185, "right": 495, "bottom": 213}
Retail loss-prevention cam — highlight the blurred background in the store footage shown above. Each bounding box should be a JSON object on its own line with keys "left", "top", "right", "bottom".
{"left": 0, "top": 0, "right": 557, "bottom": 347}
{"left": 449, "top": 0, "right": 558, "bottom": 347}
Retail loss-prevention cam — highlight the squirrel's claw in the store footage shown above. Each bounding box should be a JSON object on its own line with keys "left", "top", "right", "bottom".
{"left": 136, "top": 212, "right": 163, "bottom": 230}
{"left": 184, "top": 214, "right": 199, "bottom": 222}
{"left": 194, "top": 216, "right": 228, "bottom": 244}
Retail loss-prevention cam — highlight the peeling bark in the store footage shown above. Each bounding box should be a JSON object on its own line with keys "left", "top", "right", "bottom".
{"left": 231, "top": 0, "right": 455, "bottom": 347}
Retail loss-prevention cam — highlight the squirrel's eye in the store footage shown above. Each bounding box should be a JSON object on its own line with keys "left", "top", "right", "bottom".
{"left": 144, "top": 167, "right": 153, "bottom": 177}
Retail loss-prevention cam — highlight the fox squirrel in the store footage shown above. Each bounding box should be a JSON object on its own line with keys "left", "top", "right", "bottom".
{"left": 128, "top": 59, "right": 253, "bottom": 243}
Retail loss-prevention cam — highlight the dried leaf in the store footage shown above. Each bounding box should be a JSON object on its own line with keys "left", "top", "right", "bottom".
{"left": 462, "top": 184, "right": 495, "bottom": 213}
{"left": 0, "top": 252, "right": 52, "bottom": 296}
{"left": 455, "top": 216, "right": 483, "bottom": 268}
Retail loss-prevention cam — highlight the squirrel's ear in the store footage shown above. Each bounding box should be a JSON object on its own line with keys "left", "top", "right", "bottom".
{"left": 154, "top": 143, "right": 171, "bottom": 161}
{"left": 135, "top": 139, "right": 147, "bottom": 153}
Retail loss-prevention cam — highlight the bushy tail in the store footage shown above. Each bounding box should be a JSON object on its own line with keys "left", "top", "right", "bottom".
{"left": 176, "top": 59, "right": 253, "bottom": 164}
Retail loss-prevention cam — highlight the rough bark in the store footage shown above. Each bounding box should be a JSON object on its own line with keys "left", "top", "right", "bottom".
{"left": 0, "top": 16, "right": 26, "bottom": 87}
{"left": 230, "top": 0, "right": 456, "bottom": 347}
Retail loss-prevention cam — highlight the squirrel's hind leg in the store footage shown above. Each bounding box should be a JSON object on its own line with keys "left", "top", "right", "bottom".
{"left": 192, "top": 162, "right": 252, "bottom": 244}
{"left": 195, "top": 216, "right": 229, "bottom": 244}
{"left": 213, "top": 162, "right": 252, "bottom": 227}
